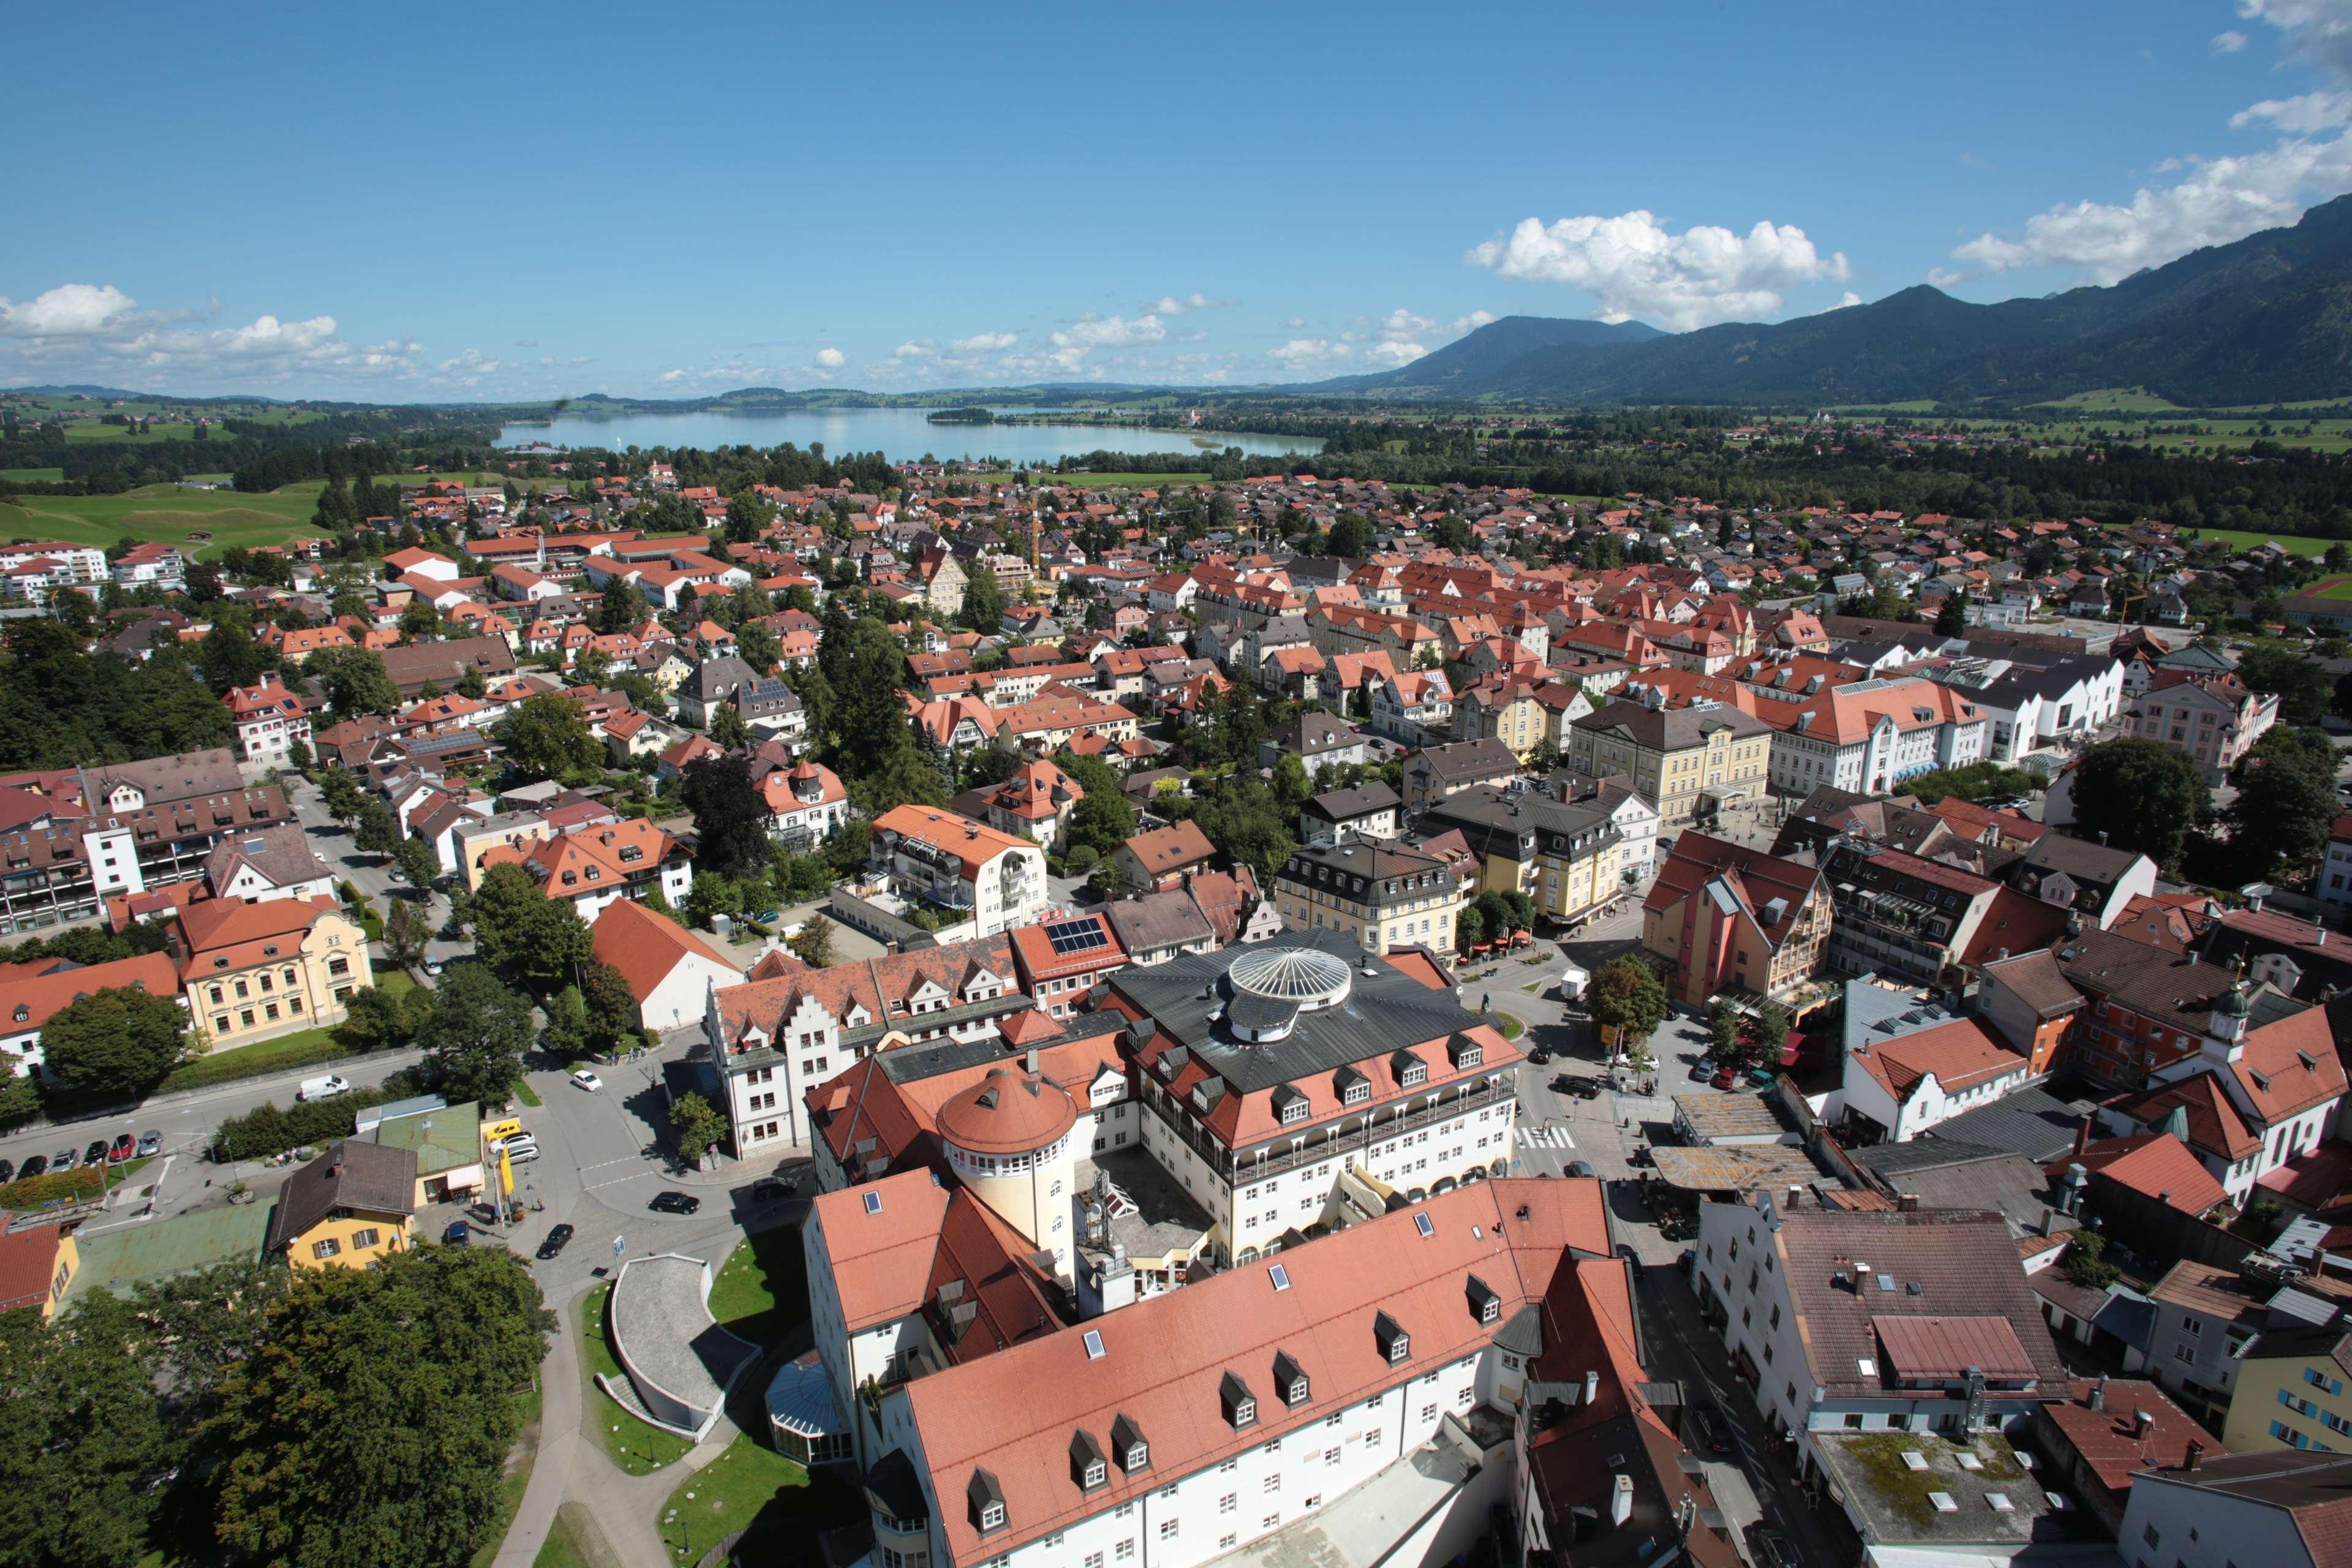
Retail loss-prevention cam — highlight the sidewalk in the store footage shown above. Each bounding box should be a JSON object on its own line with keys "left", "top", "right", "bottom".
{"left": 494, "top": 1276, "right": 587, "bottom": 1568}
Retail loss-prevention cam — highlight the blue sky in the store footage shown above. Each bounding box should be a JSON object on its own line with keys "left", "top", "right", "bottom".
{"left": 9, "top": 0, "right": 2352, "bottom": 399}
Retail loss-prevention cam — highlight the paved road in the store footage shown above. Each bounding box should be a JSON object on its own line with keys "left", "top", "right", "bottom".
{"left": 286, "top": 777, "right": 471, "bottom": 967}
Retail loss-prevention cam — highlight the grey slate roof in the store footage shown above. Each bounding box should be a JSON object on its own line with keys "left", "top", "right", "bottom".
{"left": 1924, "top": 1085, "right": 2095, "bottom": 1163}
{"left": 1111, "top": 928, "right": 1483, "bottom": 1096}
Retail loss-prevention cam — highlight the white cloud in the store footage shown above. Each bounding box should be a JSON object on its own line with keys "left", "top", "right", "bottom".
{"left": 1951, "top": 134, "right": 2352, "bottom": 279}
{"left": 1949, "top": 1, "right": 2352, "bottom": 283}
{"left": 1465, "top": 210, "right": 1850, "bottom": 330}
{"left": 1267, "top": 338, "right": 1352, "bottom": 370}
{"left": 0, "top": 283, "right": 137, "bottom": 337}
{"left": 893, "top": 338, "right": 937, "bottom": 358}
{"left": 1368, "top": 341, "right": 1428, "bottom": 367}
{"left": 812, "top": 347, "right": 845, "bottom": 369}
{"left": 1280, "top": 316, "right": 1308, "bottom": 329}
{"left": 1928, "top": 266, "right": 1974, "bottom": 288}
{"left": 1380, "top": 308, "right": 1438, "bottom": 341}
{"left": 1835, "top": 291, "right": 1864, "bottom": 308}
{"left": 1052, "top": 314, "right": 1166, "bottom": 351}
{"left": 951, "top": 330, "right": 1017, "bottom": 352}
{"left": 1146, "top": 292, "right": 1236, "bottom": 315}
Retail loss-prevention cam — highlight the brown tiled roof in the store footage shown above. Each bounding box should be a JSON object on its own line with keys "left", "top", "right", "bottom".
{"left": 2041, "top": 1379, "right": 2216, "bottom": 1498}
{"left": 266, "top": 1140, "right": 417, "bottom": 1253}
{"left": 1770, "top": 1207, "right": 2069, "bottom": 1397}
{"left": 1122, "top": 820, "right": 1215, "bottom": 875}
{"left": 1981, "top": 947, "right": 2085, "bottom": 1019}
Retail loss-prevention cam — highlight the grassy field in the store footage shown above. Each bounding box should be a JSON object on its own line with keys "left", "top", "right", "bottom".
{"left": 576, "top": 1284, "right": 695, "bottom": 1476}
{"left": 0, "top": 481, "right": 331, "bottom": 557}
{"left": 2030, "top": 387, "right": 2188, "bottom": 412}
{"left": 2298, "top": 575, "right": 2352, "bottom": 600}
{"left": 154, "top": 972, "right": 413, "bottom": 1094}
{"left": 655, "top": 1435, "right": 859, "bottom": 1564}
{"left": 1, "top": 467, "right": 65, "bottom": 484}
{"left": 707, "top": 1227, "right": 810, "bottom": 1348}
{"left": 2184, "top": 527, "right": 2342, "bottom": 558}
{"left": 532, "top": 1503, "right": 615, "bottom": 1568}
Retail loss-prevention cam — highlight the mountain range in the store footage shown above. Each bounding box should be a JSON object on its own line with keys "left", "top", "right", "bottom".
{"left": 1321, "top": 194, "right": 2352, "bottom": 409}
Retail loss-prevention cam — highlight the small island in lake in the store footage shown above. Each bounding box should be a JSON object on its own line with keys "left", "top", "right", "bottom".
{"left": 925, "top": 405, "right": 995, "bottom": 424}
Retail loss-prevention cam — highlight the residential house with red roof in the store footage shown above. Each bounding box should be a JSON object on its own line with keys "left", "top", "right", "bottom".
{"left": 1841, "top": 1012, "right": 2029, "bottom": 1143}
{"left": 475, "top": 819, "right": 692, "bottom": 923}
{"left": 1641, "top": 833, "right": 1830, "bottom": 1008}
{"left": 224, "top": 671, "right": 312, "bottom": 766}
{"left": 588, "top": 897, "right": 744, "bottom": 1034}
{"left": 866, "top": 805, "right": 1049, "bottom": 937}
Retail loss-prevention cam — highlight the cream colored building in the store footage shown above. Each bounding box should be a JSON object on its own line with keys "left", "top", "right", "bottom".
{"left": 174, "top": 895, "right": 372, "bottom": 1047}
{"left": 1272, "top": 839, "right": 1466, "bottom": 954}
{"left": 1567, "top": 699, "right": 1774, "bottom": 825}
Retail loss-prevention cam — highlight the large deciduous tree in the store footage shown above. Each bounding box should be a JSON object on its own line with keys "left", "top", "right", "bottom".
{"left": 498, "top": 692, "right": 601, "bottom": 783}
{"left": 466, "top": 864, "right": 592, "bottom": 990}
{"left": 40, "top": 987, "right": 189, "bottom": 1097}
{"left": 680, "top": 753, "right": 773, "bottom": 879}
{"left": 417, "top": 963, "right": 537, "bottom": 1104}
{"left": 204, "top": 1248, "right": 552, "bottom": 1568}
{"left": 1587, "top": 956, "right": 1669, "bottom": 1051}
{"left": 2067, "top": 736, "right": 2212, "bottom": 872}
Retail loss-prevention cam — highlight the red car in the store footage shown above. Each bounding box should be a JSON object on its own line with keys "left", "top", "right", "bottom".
{"left": 107, "top": 1133, "right": 135, "bottom": 1163}
{"left": 1711, "top": 1068, "right": 1737, "bottom": 1090}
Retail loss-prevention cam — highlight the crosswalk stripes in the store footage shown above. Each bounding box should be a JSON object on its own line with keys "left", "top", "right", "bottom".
{"left": 1518, "top": 1125, "right": 1577, "bottom": 1150}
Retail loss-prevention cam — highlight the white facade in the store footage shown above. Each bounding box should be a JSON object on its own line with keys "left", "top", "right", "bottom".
{"left": 2322, "top": 830, "right": 2352, "bottom": 908}
{"left": 1840, "top": 1052, "right": 2027, "bottom": 1144}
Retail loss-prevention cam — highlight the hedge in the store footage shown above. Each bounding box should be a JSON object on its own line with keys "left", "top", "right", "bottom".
{"left": 206, "top": 1073, "right": 420, "bottom": 1163}
{"left": 0, "top": 1164, "right": 104, "bottom": 1210}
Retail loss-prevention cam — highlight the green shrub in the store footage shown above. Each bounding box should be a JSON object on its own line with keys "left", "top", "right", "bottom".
{"left": 0, "top": 1164, "right": 105, "bottom": 1210}
{"left": 206, "top": 1074, "right": 420, "bottom": 1162}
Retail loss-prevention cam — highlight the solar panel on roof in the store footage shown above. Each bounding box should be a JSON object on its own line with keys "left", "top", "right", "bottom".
{"left": 1044, "top": 918, "right": 1110, "bottom": 956}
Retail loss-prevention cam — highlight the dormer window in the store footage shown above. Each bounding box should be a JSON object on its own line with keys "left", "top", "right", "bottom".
{"left": 1467, "top": 1275, "right": 1501, "bottom": 1325}
{"left": 1112, "top": 1412, "right": 1149, "bottom": 1474}
{"left": 1376, "top": 1311, "right": 1411, "bottom": 1363}
{"left": 1070, "top": 1430, "right": 1109, "bottom": 1491}
{"left": 1221, "top": 1371, "right": 1257, "bottom": 1430}
{"left": 1275, "top": 1349, "right": 1310, "bottom": 1406}
{"left": 1447, "top": 1035, "right": 1483, "bottom": 1071}
{"left": 1392, "top": 1050, "right": 1428, "bottom": 1089}
{"left": 1273, "top": 1084, "right": 1309, "bottom": 1124}
{"left": 968, "top": 1469, "right": 1007, "bottom": 1534}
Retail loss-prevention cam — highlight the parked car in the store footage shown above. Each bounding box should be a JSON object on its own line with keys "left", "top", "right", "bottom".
{"left": 536, "top": 1223, "right": 575, "bottom": 1260}
{"left": 1526, "top": 1046, "right": 1553, "bottom": 1065}
{"left": 1711, "top": 1068, "right": 1737, "bottom": 1090}
{"left": 83, "top": 1140, "right": 109, "bottom": 1168}
{"left": 1676, "top": 1247, "right": 1697, "bottom": 1276}
{"left": 1566, "top": 1158, "right": 1598, "bottom": 1178}
{"left": 424, "top": 959, "right": 445, "bottom": 977}
{"left": 1689, "top": 1060, "right": 1714, "bottom": 1081}
{"left": 649, "top": 1191, "right": 701, "bottom": 1215}
{"left": 15, "top": 1155, "right": 43, "bottom": 1179}
{"left": 135, "top": 1130, "right": 162, "bottom": 1158}
{"left": 0, "top": 1157, "right": 13, "bottom": 1185}
{"left": 443, "top": 1219, "right": 470, "bottom": 1246}
{"left": 297, "top": 1074, "right": 352, "bottom": 1102}
{"left": 51, "top": 1147, "right": 77, "bottom": 1170}
{"left": 107, "top": 1133, "right": 135, "bottom": 1163}
{"left": 1689, "top": 1401, "right": 1735, "bottom": 1456}
{"left": 498, "top": 1139, "right": 540, "bottom": 1164}
{"left": 570, "top": 1069, "right": 605, "bottom": 1093}
{"left": 751, "top": 1176, "right": 796, "bottom": 1203}
{"left": 1748, "top": 1525, "right": 1800, "bottom": 1568}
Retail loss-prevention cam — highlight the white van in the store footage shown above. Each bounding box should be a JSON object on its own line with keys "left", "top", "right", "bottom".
{"left": 296, "top": 1074, "right": 352, "bottom": 1102}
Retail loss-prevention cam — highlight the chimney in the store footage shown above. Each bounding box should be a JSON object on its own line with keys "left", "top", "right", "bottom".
{"left": 1584, "top": 1370, "right": 1600, "bottom": 1405}
{"left": 2134, "top": 1409, "right": 2154, "bottom": 1440}
{"left": 2073, "top": 1116, "right": 2093, "bottom": 1158}
{"left": 1896, "top": 1193, "right": 1920, "bottom": 1212}
{"left": 1025, "top": 1047, "right": 1039, "bottom": 1074}
{"left": 2089, "top": 1376, "right": 2108, "bottom": 1412}
{"left": 2184, "top": 1440, "right": 2204, "bottom": 1472}
{"left": 1610, "top": 1473, "right": 1635, "bottom": 1527}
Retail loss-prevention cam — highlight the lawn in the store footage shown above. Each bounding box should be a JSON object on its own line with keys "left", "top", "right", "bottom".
{"left": 0, "top": 482, "right": 331, "bottom": 558}
{"left": 2302, "top": 575, "right": 2352, "bottom": 600}
{"left": 1494, "top": 1012, "right": 1525, "bottom": 1039}
{"left": 1, "top": 467, "right": 65, "bottom": 484}
{"left": 532, "top": 1503, "right": 614, "bottom": 1568}
{"left": 2186, "top": 527, "right": 2342, "bottom": 559}
{"left": 655, "top": 1434, "right": 861, "bottom": 1564}
{"left": 707, "top": 1227, "right": 811, "bottom": 1348}
{"left": 467, "top": 1385, "right": 544, "bottom": 1568}
{"left": 576, "top": 1283, "right": 695, "bottom": 1476}
{"left": 2030, "top": 386, "right": 2187, "bottom": 412}
{"left": 156, "top": 1022, "right": 352, "bottom": 1093}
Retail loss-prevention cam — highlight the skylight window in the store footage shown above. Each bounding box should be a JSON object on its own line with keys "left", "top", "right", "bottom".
{"left": 1414, "top": 1213, "right": 1434, "bottom": 1239}
{"left": 1084, "top": 1330, "right": 1105, "bottom": 1360}
{"left": 1269, "top": 1264, "right": 1291, "bottom": 1292}
{"left": 863, "top": 1191, "right": 883, "bottom": 1215}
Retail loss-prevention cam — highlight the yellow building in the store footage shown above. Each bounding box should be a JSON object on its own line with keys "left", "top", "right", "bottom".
{"left": 266, "top": 1140, "right": 418, "bottom": 1271}
{"left": 0, "top": 1227, "right": 78, "bottom": 1317}
{"left": 1567, "top": 699, "right": 1773, "bottom": 826}
{"left": 1417, "top": 787, "right": 1626, "bottom": 925}
{"left": 1453, "top": 682, "right": 1546, "bottom": 762}
{"left": 1273, "top": 839, "right": 1467, "bottom": 955}
{"left": 2223, "top": 1330, "right": 2352, "bottom": 1453}
{"left": 174, "top": 895, "right": 372, "bottom": 1047}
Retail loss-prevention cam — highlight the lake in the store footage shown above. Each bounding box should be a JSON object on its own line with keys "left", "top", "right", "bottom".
{"left": 494, "top": 407, "right": 1323, "bottom": 465}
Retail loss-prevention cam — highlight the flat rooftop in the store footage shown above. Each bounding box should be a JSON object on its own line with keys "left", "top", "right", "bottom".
{"left": 1079, "top": 1147, "right": 1214, "bottom": 1264}
{"left": 1672, "top": 1092, "right": 1794, "bottom": 1144}
{"left": 1812, "top": 1431, "right": 2062, "bottom": 1547}
{"left": 1649, "top": 1144, "right": 1825, "bottom": 1194}
{"left": 609, "top": 1254, "right": 758, "bottom": 1425}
